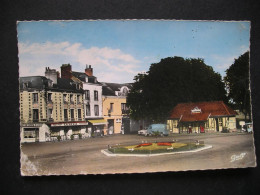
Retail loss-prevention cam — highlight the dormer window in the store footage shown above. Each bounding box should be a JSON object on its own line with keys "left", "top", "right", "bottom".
{"left": 191, "top": 106, "right": 201, "bottom": 113}
{"left": 23, "top": 82, "right": 29, "bottom": 89}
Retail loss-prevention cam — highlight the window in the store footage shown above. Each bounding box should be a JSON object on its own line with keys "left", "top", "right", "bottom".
{"left": 122, "top": 87, "right": 128, "bottom": 96}
{"left": 64, "top": 109, "right": 68, "bottom": 121}
{"left": 110, "top": 103, "right": 114, "bottom": 113}
{"left": 33, "top": 93, "right": 38, "bottom": 103}
{"left": 33, "top": 109, "right": 39, "bottom": 122}
{"left": 47, "top": 109, "right": 53, "bottom": 119}
{"left": 85, "top": 90, "right": 90, "bottom": 100}
{"left": 94, "top": 105, "right": 99, "bottom": 116}
{"left": 70, "top": 109, "right": 74, "bottom": 120}
{"left": 24, "top": 128, "right": 37, "bottom": 138}
{"left": 48, "top": 93, "right": 52, "bottom": 102}
{"left": 78, "top": 109, "right": 82, "bottom": 119}
{"left": 70, "top": 94, "right": 73, "bottom": 103}
{"left": 94, "top": 90, "right": 98, "bottom": 101}
{"left": 77, "top": 95, "right": 80, "bottom": 103}
{"left": 121, "top": 103, "right": 129, "bottom": 114}
{"left": 63, "top": 94, "right": 67, "bottom": 102}
{"left": 86, "top": 105, "right": 91, "bottom": 116}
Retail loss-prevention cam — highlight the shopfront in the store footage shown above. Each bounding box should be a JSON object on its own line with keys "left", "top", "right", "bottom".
{"left": 49, "top": 121, "right": 88, "bottom": 140}
{"left": 21, "top": 123, "right": 50, "bottom": 143}
{"left": 87, "top": 119, "right": 107, "bottom": 136}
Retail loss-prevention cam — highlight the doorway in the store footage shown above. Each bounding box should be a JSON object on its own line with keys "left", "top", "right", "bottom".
{"left": 107, "top": 119, "right": 114, "bottom": 134}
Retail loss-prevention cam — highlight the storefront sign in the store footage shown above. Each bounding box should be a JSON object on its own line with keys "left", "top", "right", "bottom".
{"left": 21, "top": 123, "right": 42, "bottom": 127}
{"left": 51, "top": 122, "right": 88, "bottom": 127}
{"left": 116, "top": 118, "right": 122, "bottom": 123}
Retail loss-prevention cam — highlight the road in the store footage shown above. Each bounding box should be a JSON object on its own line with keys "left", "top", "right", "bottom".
{"left": 21, "top": 133, "right": 256, "bottom": 175}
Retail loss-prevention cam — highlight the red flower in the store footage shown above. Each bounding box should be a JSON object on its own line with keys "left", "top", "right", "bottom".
{"left": 157, "top": 142, "right": 172, "bottom": 146}
{"left": 135, "top": 143, "right": 152, "bottom": 148}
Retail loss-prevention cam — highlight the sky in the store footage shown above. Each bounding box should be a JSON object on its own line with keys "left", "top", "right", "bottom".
{"left": 17, "top": 20, "right": 250, "bottom": 83}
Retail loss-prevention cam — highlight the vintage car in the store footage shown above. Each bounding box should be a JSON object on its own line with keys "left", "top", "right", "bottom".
{"left": 138, "top": 128, "right": 148, "bottom": 136}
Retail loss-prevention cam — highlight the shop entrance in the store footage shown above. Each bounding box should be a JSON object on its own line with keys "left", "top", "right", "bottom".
{"left": 24, "top": 128, "right": 39, "bottom": 142}
{"left": 107, "top": 119, "right": 114, "bottom": 134}
{"left": 122, "top": 118, "right": 130, "bottom": 134}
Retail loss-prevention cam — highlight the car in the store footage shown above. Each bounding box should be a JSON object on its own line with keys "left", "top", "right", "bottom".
{"left": 138, "top": 128, "right": 148, "bottom": 136}
{"left": 147, "top": 124, "right": 169, "bottom": 136}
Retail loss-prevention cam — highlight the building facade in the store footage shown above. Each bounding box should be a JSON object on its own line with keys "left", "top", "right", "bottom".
{"left": 20, "top": 68, "right": 87, "bottom": 143}
{"left": 167, "top": 101, "right": 237, "bottom": 134}
{"left": 101, "top": 82, "right": 131, "bottom": 134}
{"left": 61, "top": 64, "right": 106, "bottom": 136}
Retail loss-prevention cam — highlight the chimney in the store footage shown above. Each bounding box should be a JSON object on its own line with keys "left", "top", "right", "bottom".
{"left": 45, "top": 67, "right": 58, "bottom": 84}
{"left": 85, "top": 65, "right": 93, "bottom": 76}
{"left": 57, "top": 71, "right": 60, "bottom": 78}
{"left": 61, "top": 64, "right": 72, "bottom": 79}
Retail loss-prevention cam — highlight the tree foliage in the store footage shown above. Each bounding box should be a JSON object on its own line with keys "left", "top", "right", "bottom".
{"left": 224, "top": 51, "right": 251, "bottom": 121}
{"left": 127, "top": 56, "right": 227, "bottom": 122}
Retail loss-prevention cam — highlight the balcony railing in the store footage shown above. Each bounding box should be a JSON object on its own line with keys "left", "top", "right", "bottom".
{"left": 47, "top": 118, "right": 54, "bottom": 122}
{"left": 33, "top": 119, "right": 39, "bottom": 122}
{"left": 122, "top": 110, "right": 130, "bottom": 114}
{"left": 64, "top": 118, "right": 68, "bottom": 121}
{"left": 70, "top": 118, "right": 75, "bottom": 121}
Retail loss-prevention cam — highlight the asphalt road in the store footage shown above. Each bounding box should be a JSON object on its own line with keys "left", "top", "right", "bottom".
{"left": 21, "top": 133, "right": 256, "bottom": 175}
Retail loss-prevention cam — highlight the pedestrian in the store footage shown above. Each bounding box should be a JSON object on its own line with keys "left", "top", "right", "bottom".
{"left": 189, "top": 126, "right": 192, "bottom": 134}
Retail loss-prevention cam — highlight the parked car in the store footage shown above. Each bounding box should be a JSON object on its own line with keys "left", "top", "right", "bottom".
{"left": 147, "top": 124, "right": 169, "bottom": 136}
{"left": 138, "top": 127, "right": 148, "bottom": 136}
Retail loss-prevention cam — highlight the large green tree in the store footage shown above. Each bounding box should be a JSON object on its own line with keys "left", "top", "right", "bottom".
{"left": 224, "top": 51, "right": 251, "bottom": 121}
{"left": 127, "top": 56, "right": 227, "bottom": 122}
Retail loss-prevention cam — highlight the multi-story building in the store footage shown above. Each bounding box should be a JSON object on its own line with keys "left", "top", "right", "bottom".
{"left": 61, "top": 64, "right": 106, "bottom": 136}
{"left": 101, "top": 82, "right": 135, "bottom": 134}
{"left": 20, "top": 68, "right": 87, "bottom": 143}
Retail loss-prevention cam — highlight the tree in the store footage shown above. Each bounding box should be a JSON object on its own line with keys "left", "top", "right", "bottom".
{"left": 224, "top": 51, "right": 251, "bottom": 121}
{"left": 127, "top": 56, "right": 227, "bottom": 122}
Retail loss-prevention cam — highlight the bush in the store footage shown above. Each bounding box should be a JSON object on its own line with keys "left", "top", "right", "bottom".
{"left": 70, "top": 135, "right": 74, "bottom": 140}
{"left": 57, "top": 135, "right": 61, "bottom": 141}
{"left": 78, "top": 133, "right": 82, "bottom": 139}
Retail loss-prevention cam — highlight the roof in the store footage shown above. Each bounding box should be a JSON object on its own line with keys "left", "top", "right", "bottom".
{"left": 169, "top": 101, "right": 237, "bottom": 122}
{"left": 19, "top": 76, "right": 83, "bottom": 93}
{"left": 72, "top": 71, "right": 100, "bottom": 84}
{"left": 101, "top": 82, "right": 132, "bottom": 96}
{"left": 57, "top": 78, "right": 81, "bottom": 91}
{"left": 72, "top": 71, "right": 86, "bottom": 82}
{"left": 19, "top": 76, "right": 49, "bottom": 90}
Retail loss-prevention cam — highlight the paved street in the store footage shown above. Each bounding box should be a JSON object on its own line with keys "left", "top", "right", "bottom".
{"left": 21, "top": 133, "right": 256, "bottom": 175}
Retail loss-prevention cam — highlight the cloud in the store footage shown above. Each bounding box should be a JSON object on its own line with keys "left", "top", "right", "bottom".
{"left": 211, "top": 54, "right": 236, "bottom": 71}
{"left": 211, "top": 45, "right": 249, "bottom": 72}
{"left": 18, "top": 41, "right": 141, "bottom": 83}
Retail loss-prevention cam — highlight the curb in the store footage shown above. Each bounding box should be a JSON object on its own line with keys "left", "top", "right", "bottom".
{"left": 101, "top": 145, "right": 213, "bottom": 157}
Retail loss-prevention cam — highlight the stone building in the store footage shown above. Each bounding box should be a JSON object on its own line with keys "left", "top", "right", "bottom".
{"left": 61, "top": 64, "right": 106, "bottom": 136}
{"left": 167, "top": 101, "right": 237, "bottom": 134}
{"left": 19, "top": 68, "right": 86, "bottom": 143}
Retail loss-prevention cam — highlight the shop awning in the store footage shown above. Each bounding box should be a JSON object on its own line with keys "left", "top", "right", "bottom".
{"left": 88, "top": 119, "right": 108, "bottom": 125}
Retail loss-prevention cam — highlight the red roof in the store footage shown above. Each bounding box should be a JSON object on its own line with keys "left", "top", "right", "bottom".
{"left": 169, "top": 101, "right": 237, "bottom": 122}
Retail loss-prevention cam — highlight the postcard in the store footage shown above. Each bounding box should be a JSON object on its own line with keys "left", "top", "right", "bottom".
{"left": 18, "top": 20, "right": 256, "bottom": 175}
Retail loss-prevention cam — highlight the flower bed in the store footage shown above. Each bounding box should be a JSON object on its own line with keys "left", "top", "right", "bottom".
{"left": 135, "top": 143, "right": 152, "bottom": 148}
{"left": 108, "top": 142, "right": 204, "bottom": 154}
{"left": 157, "top": 142, "right": 172, "bottom": 146}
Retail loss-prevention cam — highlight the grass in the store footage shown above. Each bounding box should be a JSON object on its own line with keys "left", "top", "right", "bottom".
{"left": 108, "top": 142, "right": 204, "bottom": 154}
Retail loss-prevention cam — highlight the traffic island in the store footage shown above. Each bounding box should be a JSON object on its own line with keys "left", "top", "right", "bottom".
{"left": 101, "top": 141, "right": 213, "bottom": 157}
